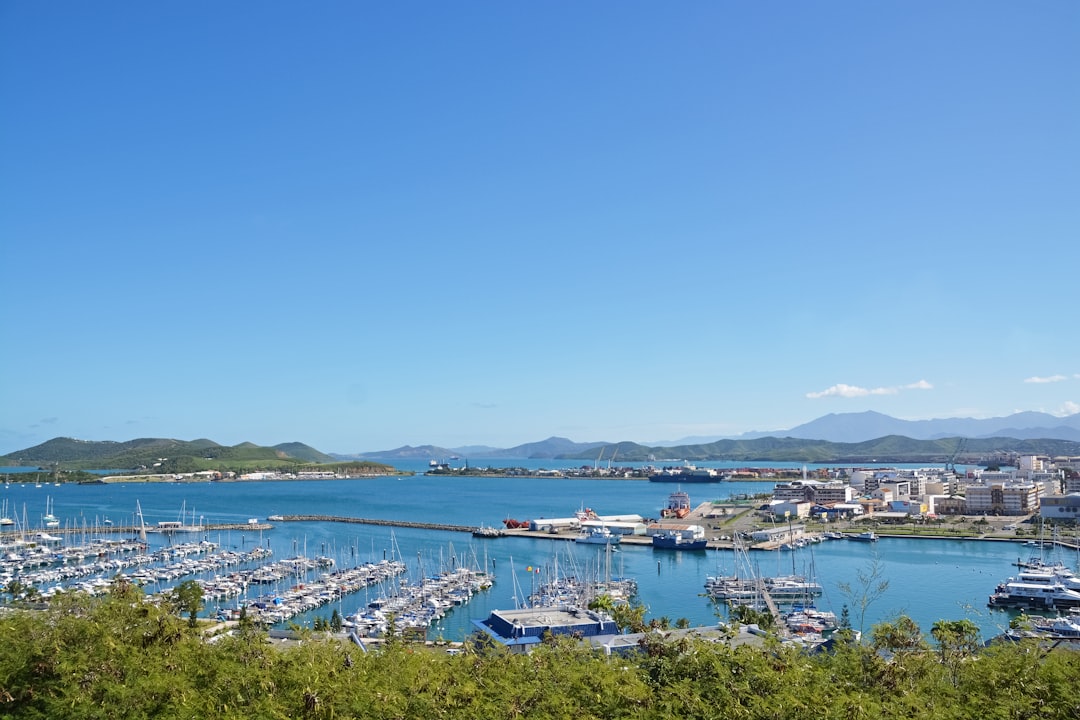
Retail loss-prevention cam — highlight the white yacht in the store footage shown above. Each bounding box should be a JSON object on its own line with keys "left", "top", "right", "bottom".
{"left": 989, "top": 570, "right": 1080, "bottom": 610}
{"left": 575, "top": 525, "right": 620, "bottom": 545}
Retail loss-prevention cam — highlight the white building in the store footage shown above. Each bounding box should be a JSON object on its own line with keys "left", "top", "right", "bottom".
{"left": 976, "top": 470, "right": 1018, "bottom": 483}
{"left": 1018, "top": 455, "right": 1048, "bottom": 475}
{"left": 749, "top": 524, "right": 806, "bottom": 544}
{"left": 772, "top": 481, "right": 855, "bottom": 504}
{"left": 965, "top": 482, "right": 1040, "bottom": 516}
{"left": 768, "top": 501, "right": 812, "bottom": 519}
{"left": 879, "top": 480, "right": 912, "bottom": 501}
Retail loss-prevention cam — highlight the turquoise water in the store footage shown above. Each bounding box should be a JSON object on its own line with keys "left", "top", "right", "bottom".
{"left": 1, "top": 466, "right": 1052, "bottom": 642}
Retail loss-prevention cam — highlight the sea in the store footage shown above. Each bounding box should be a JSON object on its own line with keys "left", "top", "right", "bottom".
{"left": 2, "top": 459, "right": 1068, "bottom": 642}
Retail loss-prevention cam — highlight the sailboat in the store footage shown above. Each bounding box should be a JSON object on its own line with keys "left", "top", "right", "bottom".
{"left": 42, "top": 496, "right": 60, "bottom": 528}
{"left": 135, "top": 500, "right": 148, "bottom": 543}
{"left": 0, "top": 498, "right": 14, "bottom": 527}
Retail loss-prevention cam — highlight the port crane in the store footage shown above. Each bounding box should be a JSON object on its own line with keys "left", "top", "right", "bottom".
{"left": 945, "top": 437, "right": 966, "bottom": 474}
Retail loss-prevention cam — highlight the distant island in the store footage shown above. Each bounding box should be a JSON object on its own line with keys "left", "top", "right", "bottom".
{"left": 0, "top": 437, "right": 397, "bottom": 477}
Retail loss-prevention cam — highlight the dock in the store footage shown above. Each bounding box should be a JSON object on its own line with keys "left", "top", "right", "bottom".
{"left": 272, "top": 515, "right": 475, "bottom": 533}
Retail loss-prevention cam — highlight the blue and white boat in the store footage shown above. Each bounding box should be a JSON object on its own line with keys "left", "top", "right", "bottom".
{"left": 575, "top": 526, "right": 620, "bottom": 545}
{"left": 652, "top": 530, "right": 707, "bottom": 551}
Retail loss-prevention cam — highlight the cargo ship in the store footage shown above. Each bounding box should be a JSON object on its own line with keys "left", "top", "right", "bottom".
{"left": 648, "top": 465, "right": 723, "bottom": 483}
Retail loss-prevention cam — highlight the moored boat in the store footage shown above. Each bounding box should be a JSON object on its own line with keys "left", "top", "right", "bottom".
{"left": 989, "top": 570, "right": 1080, "bottom": 610}
{"left": 649, "top": 464, "right": 723, "bottom": 483}
{"left": 651, "top": 530, "right": 707, "bottom": 551}
{"left": 576, "top": 526, "right": 620, "bottom": 545}
{"left": 660, "top": 490, "right": 692, "bottom": 519}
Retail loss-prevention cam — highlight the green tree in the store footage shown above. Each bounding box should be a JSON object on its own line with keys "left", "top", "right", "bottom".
{"left": 729, "top": 603, "right": 775, "bottom": 630}
{"left": 872, "top": 615, "right": 926, "bottom": 655}
{"left": 3, "top": 578, "right": 25, "bottom": 602}
{"left": 931, "top": 618, "right": 980, "bottom": 686}
{"left": 611, "top": 601, "right": 648, "bottom": 633}
{"left": 169, "top": 579, "right": 204, "bottom": 627}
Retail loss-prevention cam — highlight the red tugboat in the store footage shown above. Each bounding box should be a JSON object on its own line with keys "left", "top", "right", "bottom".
{"left": 660, "top": 490, "right": 691, "bottom": 519}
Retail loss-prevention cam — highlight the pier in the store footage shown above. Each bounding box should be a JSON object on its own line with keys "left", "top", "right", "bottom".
{"left": 272, "top": 515, "right": 475, "bottom": 533}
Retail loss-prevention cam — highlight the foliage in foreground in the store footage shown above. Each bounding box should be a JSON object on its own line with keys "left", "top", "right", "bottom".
{"left": 1, "top": 585, "right": 1078, "bottom": 720}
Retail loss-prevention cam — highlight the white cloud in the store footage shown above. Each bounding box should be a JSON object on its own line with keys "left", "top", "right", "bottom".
{"left": 808, "top": 384, "right": 886, "bottom": 399}
{"left": 807, "top": 384, "right": 875, "bottom": 399}
{"left": 1060, "top": 401, "right": 1080, "bottom": 416}
{"left": 1024, "top": 374, "right": 1068, "bottom": 384}
{"left": 807, "top": 380, "right": 934, "bottom": 400}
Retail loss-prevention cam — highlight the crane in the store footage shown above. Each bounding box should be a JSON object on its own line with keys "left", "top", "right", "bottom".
{"left": 945, "top": 437, "right": 966, "bottom": 474}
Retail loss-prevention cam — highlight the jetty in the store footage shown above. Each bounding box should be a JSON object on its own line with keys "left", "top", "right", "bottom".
{"left": 271, "top": 515, "right": 474, "bottom": 533}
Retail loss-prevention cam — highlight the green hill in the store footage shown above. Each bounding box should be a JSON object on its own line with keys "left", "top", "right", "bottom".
{"left": 1, "top": 437, "right": 339, "bottom": 472}
{"left": 271, "top": 442, "right": 336, "bottom": 463}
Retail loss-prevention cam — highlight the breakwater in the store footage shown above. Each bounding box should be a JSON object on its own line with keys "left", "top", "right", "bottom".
{"left": 273, "top": 514, "right": 475, "bottom": 533}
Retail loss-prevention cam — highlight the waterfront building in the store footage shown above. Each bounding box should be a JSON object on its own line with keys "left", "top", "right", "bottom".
{"left": 472, "top": 607, "right": 619, "bottom": 654}
{"left": 933, "top": 495, "right": 967, "bottom": 516}
{"left": 1039, "top": 494, "right": 1080, "bottom": 523}
{"left": 580, "top": 520, "right": 646, "bottom": 536}
{"left": 528, "top": 517, "right": 580, "bottom": 533}
{"left": 749, "top": 524, "right": 806, "bottom": 544}
{"left": 767, "top": 500, "right": 812, "bottom": 519}
{"left": 965, "top": 482, "right": 1041, "bottom": 516}
{"left": 888, "top": 500, "right": 927, "bottom": 515}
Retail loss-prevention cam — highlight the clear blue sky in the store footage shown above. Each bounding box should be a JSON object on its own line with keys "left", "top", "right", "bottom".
{"left": 2, "top": 1, "right": 1078, "bottom": 455}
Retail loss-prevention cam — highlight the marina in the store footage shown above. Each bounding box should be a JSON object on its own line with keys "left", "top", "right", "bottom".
{"left": 2, "top": 462, "right": 1078, "bottom": 642}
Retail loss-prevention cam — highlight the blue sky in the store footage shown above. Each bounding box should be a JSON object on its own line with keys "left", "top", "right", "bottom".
{"left": 2, "top": 1, "right": 1078, "bottom": 455}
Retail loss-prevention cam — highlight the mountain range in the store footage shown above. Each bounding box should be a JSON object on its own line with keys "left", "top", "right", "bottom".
{"left": 6, "top": 412, "right": 1080, "bottom": 469}
{"left": 756, "top": 410, "right": 1080, "bottom": 443}
{"left": 352, "top": 411, "right": 1080, "bottom": 459}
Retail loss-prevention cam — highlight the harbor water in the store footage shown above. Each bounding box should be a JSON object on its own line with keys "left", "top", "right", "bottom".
{"left": 1, "top": 461, "right": 1061, "bottom": 642}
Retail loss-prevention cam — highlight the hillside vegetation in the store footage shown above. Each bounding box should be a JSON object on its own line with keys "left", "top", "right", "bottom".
{"left": 1, "top": 584, "right": 1077, "bottom": 719}
{"left": 0, "top": 437, "right": 392, "bottom": 475}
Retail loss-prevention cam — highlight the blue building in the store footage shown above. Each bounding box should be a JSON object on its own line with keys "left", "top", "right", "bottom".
{"left": 472, "top": 606, "right": 620, "bottom": 653}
